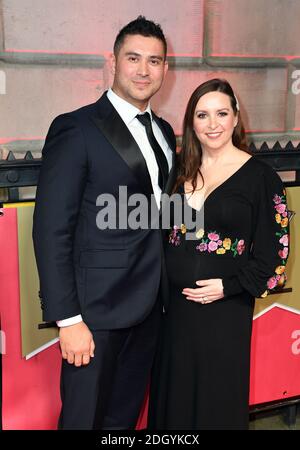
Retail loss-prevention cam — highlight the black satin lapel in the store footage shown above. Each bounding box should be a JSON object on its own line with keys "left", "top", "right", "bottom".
{"left": 152, "top": 113, "right": 177, "bottom": 195}
{"left": 92, "top": 106, "right": 153, "bottom": 198}
{"left": 152, "top": 113, "right": 176, "bottom": 154}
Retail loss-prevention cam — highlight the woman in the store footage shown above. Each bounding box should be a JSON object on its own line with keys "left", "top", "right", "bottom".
{"left": 149, "top": 78, "right": 290, "bottom": 430}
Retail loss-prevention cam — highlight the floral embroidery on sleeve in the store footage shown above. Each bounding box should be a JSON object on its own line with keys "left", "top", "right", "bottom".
{"left": 260, "top": 190, "right": 289, "bottom": 298}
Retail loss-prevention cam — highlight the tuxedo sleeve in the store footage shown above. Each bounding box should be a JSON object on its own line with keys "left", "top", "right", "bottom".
{"left": 222, "top": 168, "right": 289, "bottom": 299}
{"left": 33, "top": 114, "right": 87, "bottom": 322}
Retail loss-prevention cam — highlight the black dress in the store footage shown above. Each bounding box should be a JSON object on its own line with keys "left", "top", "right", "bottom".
{"left": 149, "top": 157, "right": 289, "bottom": 430}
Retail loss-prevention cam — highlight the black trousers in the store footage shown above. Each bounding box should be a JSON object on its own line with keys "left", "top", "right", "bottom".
{"left": 58, "top": 300, "right": 162, "bottom": 430}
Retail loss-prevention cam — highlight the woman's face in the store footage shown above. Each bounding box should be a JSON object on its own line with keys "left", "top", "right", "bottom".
{"left": 193, "top": 91, "right": 238, "bottom": 152}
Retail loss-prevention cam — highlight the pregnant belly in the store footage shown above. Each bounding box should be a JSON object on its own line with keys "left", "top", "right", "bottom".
{"left": 165, "top": 245, "right": 244, "bottom": 289}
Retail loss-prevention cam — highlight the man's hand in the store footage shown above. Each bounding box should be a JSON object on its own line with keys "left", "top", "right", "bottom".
{"left": 182, "top": 278, "right": 224, "bottom": 304}
{"left": 59, "top": 321, "right": 95, "bottom": 367}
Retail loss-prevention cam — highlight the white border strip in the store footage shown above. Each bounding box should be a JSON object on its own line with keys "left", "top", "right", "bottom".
{"left": 253, "top": 302, "right": 300, "bottom": 320}
{"left": 25, "top": 337, "right": 59, "bottom": 360}
{"left": 23, "top": 304, "right": 300, "bottom": 357}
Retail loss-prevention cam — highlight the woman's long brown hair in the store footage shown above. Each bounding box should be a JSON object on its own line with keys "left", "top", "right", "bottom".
{"left": 173, "top": 78, "right": 249, "bottom": 194}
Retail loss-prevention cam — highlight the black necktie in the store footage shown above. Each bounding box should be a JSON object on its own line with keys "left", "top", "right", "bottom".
{"left": 136, "top": 112, "right": 169, "bottom": 191}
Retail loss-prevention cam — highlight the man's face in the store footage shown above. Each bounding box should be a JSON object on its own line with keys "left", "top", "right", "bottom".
{"left": 111, "top": 34, "right": 168, "bottom": 111}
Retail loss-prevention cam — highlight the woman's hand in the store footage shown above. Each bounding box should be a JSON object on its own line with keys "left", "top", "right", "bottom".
{"left": 182, "top": 279, "right": 224, "bottom": 304}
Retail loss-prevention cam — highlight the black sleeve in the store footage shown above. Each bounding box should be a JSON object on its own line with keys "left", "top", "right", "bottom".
{"left": 222, "top": 168, "right": 289, "bottom": 298}
{"left": 32, "top": 114, "right": 87, "bottom": 321}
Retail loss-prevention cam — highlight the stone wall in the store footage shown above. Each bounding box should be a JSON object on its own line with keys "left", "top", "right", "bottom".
{"left": 0, "top": 0, "right": 300, "bottom": 159}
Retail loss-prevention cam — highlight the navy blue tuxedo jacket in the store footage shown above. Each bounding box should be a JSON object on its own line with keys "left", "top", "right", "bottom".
{"left": 33, "top": 93, "right": 176, "bottom": 330}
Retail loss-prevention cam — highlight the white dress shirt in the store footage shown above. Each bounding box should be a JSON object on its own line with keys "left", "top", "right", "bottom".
{"left": 57, "top": 89, "right": 173, "bottom": 327}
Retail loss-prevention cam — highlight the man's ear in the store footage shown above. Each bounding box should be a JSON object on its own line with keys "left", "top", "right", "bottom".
{"left": 109, "top": 53, "right": 116, "bottom": 76}
{"left": 164, "top": 60, "right": 168, "bottom": 78}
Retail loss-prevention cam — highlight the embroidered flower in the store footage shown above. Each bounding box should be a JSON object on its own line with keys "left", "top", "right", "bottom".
{"left": 263, "top": 190, "right": 289, "bottom": 298}
{"left": 169, "top": 225, "right": 181, "bottom": 246}
{"left": 223, "top": 238, "right": 231, "bottom": 250}
{"left": 275, "top": 265, "right": 286, "bottom": 275}
{"left": 208, "top": 232, "right": 219, "bottom": 241}
{"left": 195, "top": 232, "right": 245, "bottom": 257}
{"left": 279, "top": 234, "right": 289, "bottom": 247}
{"left": 181, "top": 224, "right": 187, "bottom": 234}
{"left": 277, "top": 273, "right": 287, "bottom": 287}
{"left": 196, "top": 242, "right": 208, "bottom": 252}
{"left": 208, "top": 241, "right": 218, "bottom": 252}
{"left": 196, "top": 228, "right": 205, "bottom": 239}
{"left": 273, "top": 194, "right": 282, "bottom": 205}
{"left": 267, "top": 276, "right": 278, "bottom": 290}
{"left": 275, "top": 203, "right": 286, "bottom": 214}
{"left": 169, "top": 226, "right": 245, "bottom": 257}
{"left": 237, "top": 239, "right": 245, "bottom": 255}
{"left": 278, "top": 247, "right": 288, "bottom": 259}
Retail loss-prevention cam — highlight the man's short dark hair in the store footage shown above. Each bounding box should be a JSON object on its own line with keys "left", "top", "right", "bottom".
{"left": 113, "top": 16, "right": 167, "bottom": 59}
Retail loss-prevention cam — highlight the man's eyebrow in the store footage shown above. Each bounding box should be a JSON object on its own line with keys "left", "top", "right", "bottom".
{"left": 124, "top": 52, "right": 163, "bottom": 60}
{"left": 124, "top": 52, "right": 140, "bottom": 57}
{"left": 149, "top": 55, "right": 164, "bottom": 60}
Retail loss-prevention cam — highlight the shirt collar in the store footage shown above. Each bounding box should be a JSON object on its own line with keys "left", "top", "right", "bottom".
{"left": 107, "top": 88, "right": 153, "bottom": 126}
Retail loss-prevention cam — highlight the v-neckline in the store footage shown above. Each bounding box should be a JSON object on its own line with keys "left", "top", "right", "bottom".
{"left": 183, "top": 156, "right": 253, "bottom": 208}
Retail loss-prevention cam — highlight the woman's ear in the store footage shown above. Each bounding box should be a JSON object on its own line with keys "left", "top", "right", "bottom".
{"left": 234, "top": 114, "right": 239, "bottom": 128}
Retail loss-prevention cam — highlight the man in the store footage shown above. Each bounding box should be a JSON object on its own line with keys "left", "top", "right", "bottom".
{"left": 33, "top": 16, "right": 176, "bottom": 429}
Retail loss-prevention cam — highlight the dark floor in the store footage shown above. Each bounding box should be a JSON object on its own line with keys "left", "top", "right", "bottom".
{"left": 249, "top": 404, "right": 300, "bottom": 430}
